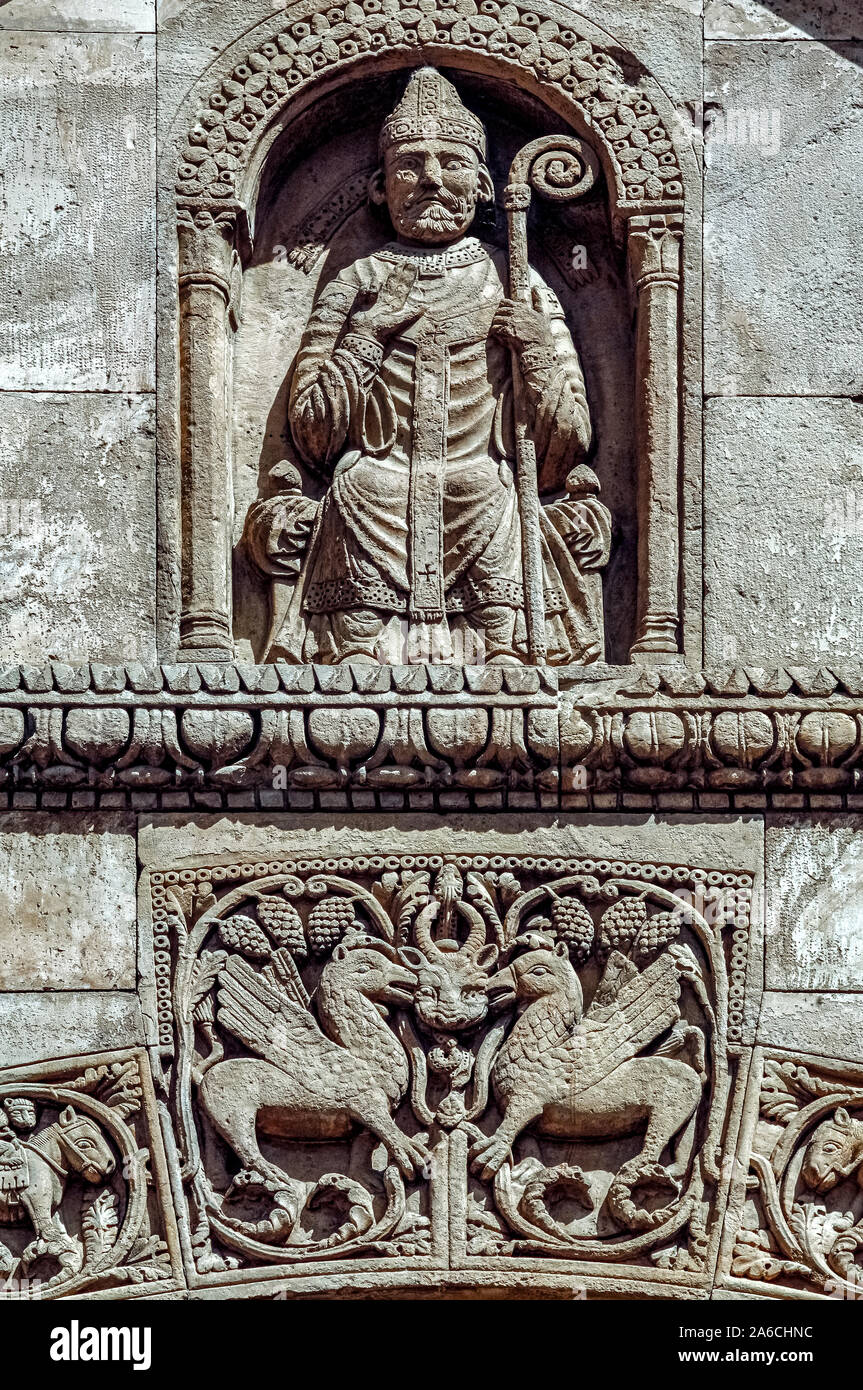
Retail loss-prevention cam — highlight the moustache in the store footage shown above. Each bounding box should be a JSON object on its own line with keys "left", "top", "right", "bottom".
{"left": 404, "top": 185, "right": 469, "bottom": 216}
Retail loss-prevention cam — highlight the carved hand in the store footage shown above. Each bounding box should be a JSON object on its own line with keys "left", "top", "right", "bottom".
{"left": 348, "top": 263, "right": 421, "bottom": 345}
{"left": 490, "top": 289, "right": 556, "bottom": 358}
{"left": 559, "top": 502, "right": 604, "bottom": 564}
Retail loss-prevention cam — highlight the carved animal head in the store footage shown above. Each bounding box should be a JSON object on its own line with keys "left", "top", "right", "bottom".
{"left": 54, "top": 1107, "right": 116, "bottom": 1184}
{"left": 322, "top": 945, "right": 417, "bottom": 1010}
{"left": 402, "top": 897, "right": 498, "bottom": 1032}
{"left": 802, "top": 1107, "right": 863, "bottom": 1194}
{"left": 402, "top": 943, "right": 497, "bottom": 1032}
{"left": 486, "top": 944, "right": 583, "bottom": 1013}
{"left": 3, "top": 1097, "right": 36, "bottom": 1131}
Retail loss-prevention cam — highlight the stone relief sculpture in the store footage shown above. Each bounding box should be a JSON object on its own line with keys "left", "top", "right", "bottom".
{"left": 725, "top": 1056, "right": 863, "bottom": 1298}
{"left": 244, "top": 68, "right": 611, "bottom": 667}
{"left": 0, "top": 1053, "right": 178, "bottom": 1298}
{"left": 152, "top": 850, "right": 750, "bottom": 1288}
{"left": 175, "top": 1, "right": 694, "bottom": 665}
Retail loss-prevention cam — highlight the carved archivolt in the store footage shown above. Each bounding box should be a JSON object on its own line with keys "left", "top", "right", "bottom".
{"left": 175, "top": 0, "right": 685, "bottom": 217}
{"left": 147, "top": 850, "right": 749, "bottom": 1292}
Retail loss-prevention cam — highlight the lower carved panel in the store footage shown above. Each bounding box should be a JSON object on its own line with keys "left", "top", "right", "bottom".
{"left": 719, "top": 1050, "right": 863, "bottom": 1301}
{"left": 0, "top": 1050, "right": 181, "bottom": 1299}
{"left": 147, "top": 841, "right": 754, "bottom": 1295}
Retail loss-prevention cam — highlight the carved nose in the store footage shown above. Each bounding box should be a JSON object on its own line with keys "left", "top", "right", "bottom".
{"left": 420, "top": 159, "right": 443, "bottom": 187}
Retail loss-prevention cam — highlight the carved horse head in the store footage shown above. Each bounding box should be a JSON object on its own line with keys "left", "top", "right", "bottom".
{"left": 802, "top": 1107, "right": 863, "bottom": 1194}
{"left": 37, "top": 1106, "right": 116, "bottom": 1186}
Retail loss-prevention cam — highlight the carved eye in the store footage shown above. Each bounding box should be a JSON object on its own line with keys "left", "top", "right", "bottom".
{"left": 529, "top": 966, "right": 550, "bottom": 977}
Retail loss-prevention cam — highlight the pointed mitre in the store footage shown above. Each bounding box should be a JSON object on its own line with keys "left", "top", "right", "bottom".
{"left": 379, "top": 67, "right": 486, "bottom": 159}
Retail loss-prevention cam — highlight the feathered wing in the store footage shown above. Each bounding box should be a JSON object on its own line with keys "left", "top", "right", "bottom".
{"left": 571, "top": 954, "right": 681, "bottom": 1095}
{"left": 216, "top": 953, "right": 330, "bottom": 1074}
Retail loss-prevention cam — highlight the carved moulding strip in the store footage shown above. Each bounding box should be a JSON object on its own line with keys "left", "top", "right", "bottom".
{"left": 166, "top": 0, "right": 698, "bottom": 665}
{"left": 0, "top": 1050, "right": 182, "bottom": 1300}
{"left": 0, "top": 664, "right": 861, "bottom": 807}
{"left": 717, "top": 1049, "right": 863, "bottom": 1302}
{"left": 145, "top": 848, "right": 751, "bottom": 1295}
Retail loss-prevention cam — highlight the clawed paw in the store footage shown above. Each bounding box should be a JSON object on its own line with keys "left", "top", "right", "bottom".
{"left": 392, "top": 1135, "right": 432, "bottom": 1181}
{"left": 469, "top": 1135, "right": 511, "bottom": 1181}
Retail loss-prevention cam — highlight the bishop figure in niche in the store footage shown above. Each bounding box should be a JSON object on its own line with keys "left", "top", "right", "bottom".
{"left": 246, "top": 67, "right": 611, "bottom": 665}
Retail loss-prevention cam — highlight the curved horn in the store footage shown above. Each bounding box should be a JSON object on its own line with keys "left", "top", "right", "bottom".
{"left": 337, "top": 932, "right": 397, "bottom": 960}
{"left": 413, "top": 901, "right": 445, "bottom": 959}
{"left": 459, "top": 901, "right": 489, "bottom": 956}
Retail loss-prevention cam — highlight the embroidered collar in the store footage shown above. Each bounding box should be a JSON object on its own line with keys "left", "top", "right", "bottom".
{"left": 375, "top": 237, "right": 487, "bottom": 277}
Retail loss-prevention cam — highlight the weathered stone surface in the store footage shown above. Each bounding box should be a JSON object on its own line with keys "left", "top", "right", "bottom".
{"left": 562, "top": 0, "right": 702, "bottom": 104}
{"left": 757, "top": 991, "right": 863, "bottom": 1061}
{"left": 0, "top": 1, "right": 155, "bottom": 29}
{"left": 706, "top": 0, "right": 863, "bottom": 40}
{"left": 0, "top": 992, "right": 144, "bottom": 1068}
{"left": 704, "top": 398, "right": 863, "bottom": 664}
{"left": 139, "top": 811, "right": 765, "bottom": 874}
{"left": 0, "top": 393, "right": 157, "bottom": 663}
{"left": 0, "top": 814, "right": 137, "bottom": 990}
{"left": 705, "top": 40, "right": 863, "bottom": 395}
{"left": 1, "top": 0, "right": 861, "bottom": 1311}
{"left": 0, "top": 32, "right": 155, "bottom": 391}
{"left": 765, "top": 815, "right": 863, "bottom": 991}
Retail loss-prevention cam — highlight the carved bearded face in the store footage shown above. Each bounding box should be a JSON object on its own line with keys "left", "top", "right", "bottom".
{"left": 380, "top": 137, "right": 493, "bottom": 245}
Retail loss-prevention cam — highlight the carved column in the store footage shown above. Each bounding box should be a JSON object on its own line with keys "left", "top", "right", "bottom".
{"left": 177, "top": 206, "right": 238, "bottom": 659}
{"left": 627, "top": 213, "right": 684, "bottom": 661}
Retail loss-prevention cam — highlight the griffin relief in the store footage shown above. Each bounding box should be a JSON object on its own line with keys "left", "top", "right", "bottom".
{"left": 154, "top": 849, "right": 748, "bottom": 1286}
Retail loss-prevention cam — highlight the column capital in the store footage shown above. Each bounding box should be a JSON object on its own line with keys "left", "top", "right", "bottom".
{"left": 627, "top": 213, "right": 684, "bottom": 292}
{"left": 177, "top": 202, "right": 247, "bottom": 298}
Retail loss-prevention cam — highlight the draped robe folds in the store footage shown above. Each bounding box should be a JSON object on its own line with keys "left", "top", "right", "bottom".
{"left": 280, "top": 236, "right": 610, "bottom": 664}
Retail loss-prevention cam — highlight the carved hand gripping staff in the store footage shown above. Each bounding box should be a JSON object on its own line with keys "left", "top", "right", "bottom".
{"left": 503, "top": 136, "right": 600, "bottom": 664}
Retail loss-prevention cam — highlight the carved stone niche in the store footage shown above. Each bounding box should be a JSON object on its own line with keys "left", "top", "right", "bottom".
{"left": 0, "top": 1050, "right": 181, "bottom": 1300}
{"left": 166, "top": 1, "right": 700, "bottom": 670}
{"left": 145, "top": 839, "right": 751, "bottom": 1298}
